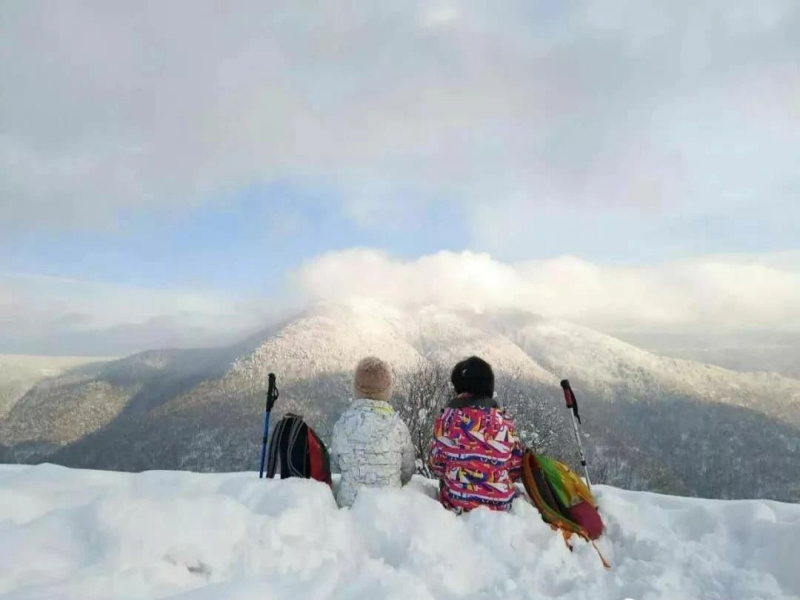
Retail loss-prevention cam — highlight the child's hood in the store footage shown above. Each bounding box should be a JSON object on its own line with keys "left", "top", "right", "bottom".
{"left": 336, "top": 398, "right": 402, "bottom": 441}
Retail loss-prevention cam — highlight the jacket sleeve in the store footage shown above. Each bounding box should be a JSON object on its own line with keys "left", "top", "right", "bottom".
{"left": 504, "top": 414, "right": 524, "bottom": 482}
{"left": 398, "top": 418, "right": 416, "bottom": 485}
{"left": 427, "top": 413, "right": 447, "bottom": 478}
{"left": 329, "top": 418, "right": 343, "bottom": 473}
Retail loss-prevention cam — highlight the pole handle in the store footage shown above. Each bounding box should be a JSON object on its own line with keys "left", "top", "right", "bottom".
{"left": 561, "top": 379, "right": 581, "bottom": 424}
{"left": 560, "top": 379, "right": 574, "bottom": 408}
{"left": 266, "top": 373, "right": 279, "bottom": 412}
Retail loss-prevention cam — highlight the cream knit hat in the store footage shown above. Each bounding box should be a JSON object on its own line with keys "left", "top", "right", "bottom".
{"left": 353, "top": 356, "right": 392, "bottom": 402}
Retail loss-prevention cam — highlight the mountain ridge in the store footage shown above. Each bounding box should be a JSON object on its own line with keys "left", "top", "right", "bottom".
{"left": 2, "top": 300, "right": 799, "bottom": 501}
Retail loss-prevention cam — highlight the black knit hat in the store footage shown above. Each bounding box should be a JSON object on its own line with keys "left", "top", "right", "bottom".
{"left": 451, "top": 356, "right": 494, "bottom": 398}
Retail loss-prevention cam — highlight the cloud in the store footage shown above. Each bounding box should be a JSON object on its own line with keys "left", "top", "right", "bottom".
{"left": 1, "top": 0, "right": 798, "bottom": 251}
{"left": 4, "top": 247, "right": 799, "bottom": 356}
{"left": 2, "top": 1, "right": 799, "bottom": 352}
{"left": 0, "top": 272, "right": 274, "bottom": 354}
{"left": 295, "top": 249, "right": 800, "bottom": 332}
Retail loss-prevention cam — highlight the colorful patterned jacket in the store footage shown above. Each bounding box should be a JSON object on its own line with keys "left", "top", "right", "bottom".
{"left": 428, "top": 394, "right": 524, "bottom": 513}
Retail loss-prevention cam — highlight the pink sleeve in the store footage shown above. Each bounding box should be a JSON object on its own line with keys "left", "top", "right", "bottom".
{"left": 428, "top": 414, "right": 447, "bottom": 478}
{"left": 505, "top": 416, "right": 524, "bottom": 482}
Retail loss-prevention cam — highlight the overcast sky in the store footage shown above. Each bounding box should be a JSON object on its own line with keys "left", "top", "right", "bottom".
{"left": 2, "top": 1, "right": 799, "bottom": 354}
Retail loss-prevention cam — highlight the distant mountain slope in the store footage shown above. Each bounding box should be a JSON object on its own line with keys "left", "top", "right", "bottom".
{"left": 509, "top": 319, "right": 800, "bottom": 425}
{"left": 2, "top": 301, "right": 799, "bottom": 501}
{"left": 613, "top": 331, "right": 800, "bottom": 379}
{"left": 0, "top": 354, "right": 112, "bottom": 419}
{"left": 0, "top": 345, "right": 252, "bottom": 451}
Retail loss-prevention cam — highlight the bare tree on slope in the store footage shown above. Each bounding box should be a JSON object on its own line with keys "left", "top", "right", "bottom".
{"left": 391, "top": 360, "right": 451, "bottom": 476}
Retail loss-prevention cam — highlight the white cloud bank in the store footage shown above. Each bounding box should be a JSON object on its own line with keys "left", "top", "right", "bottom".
{"left": 3, "top": 250, "right": 799, "bottom": 355}
{"left": 296, "top": 249, "right": 800, "bottom": 333}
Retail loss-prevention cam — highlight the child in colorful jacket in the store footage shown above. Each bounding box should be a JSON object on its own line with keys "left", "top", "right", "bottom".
{"left": 428, "top": 356, "right": 524, "bottom": 513}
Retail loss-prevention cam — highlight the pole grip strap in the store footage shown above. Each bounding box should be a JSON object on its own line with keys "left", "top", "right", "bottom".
{"left": 560, "top": 379, "right": 581, "bottom": 424}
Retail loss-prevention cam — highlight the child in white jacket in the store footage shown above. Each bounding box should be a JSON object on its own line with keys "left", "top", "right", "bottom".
{"left": 331, "top": 356, "right": 416, "bottom": 508}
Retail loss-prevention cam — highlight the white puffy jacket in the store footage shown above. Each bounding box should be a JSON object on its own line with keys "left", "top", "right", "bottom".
{"left": 330, "top": 398, "right": 416, "bottom": 508}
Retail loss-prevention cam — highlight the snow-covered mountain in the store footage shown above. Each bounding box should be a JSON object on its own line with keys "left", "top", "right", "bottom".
{"left": 2, "top": 300, "right": 799, "bottom": 501}
{"left": 228, "top": 300, "right": 556, "bottom": 388}
{"left": 1, "top": 464, "right": 798, "bottom": 600}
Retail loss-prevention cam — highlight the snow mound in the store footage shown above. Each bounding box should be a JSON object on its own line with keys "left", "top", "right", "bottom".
{"left": 0, "top": 464, "right": 798, "bottom": 600}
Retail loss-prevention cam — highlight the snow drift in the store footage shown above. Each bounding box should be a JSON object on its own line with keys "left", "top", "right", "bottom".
{"left": 0, "top": 464, "right": 798, "bottom": 600}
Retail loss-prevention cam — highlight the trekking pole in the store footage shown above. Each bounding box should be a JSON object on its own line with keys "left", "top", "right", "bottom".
{"left": 560, "top": 379, "right": 592, "bottom": 491}
{"left": 258, "top": 373, "right": 279, "bottom": 478}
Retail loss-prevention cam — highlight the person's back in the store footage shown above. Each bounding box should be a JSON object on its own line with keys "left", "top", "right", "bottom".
{"left": 429, "top": 356, "right": 523, "bottom": 513}
{"left": 331, "top": 357, "right": 415, "bottom": 508}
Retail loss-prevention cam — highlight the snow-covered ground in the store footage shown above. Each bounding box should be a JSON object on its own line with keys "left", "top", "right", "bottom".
{"left": 0, "top": 464, "right": 798, "bottom": 600}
